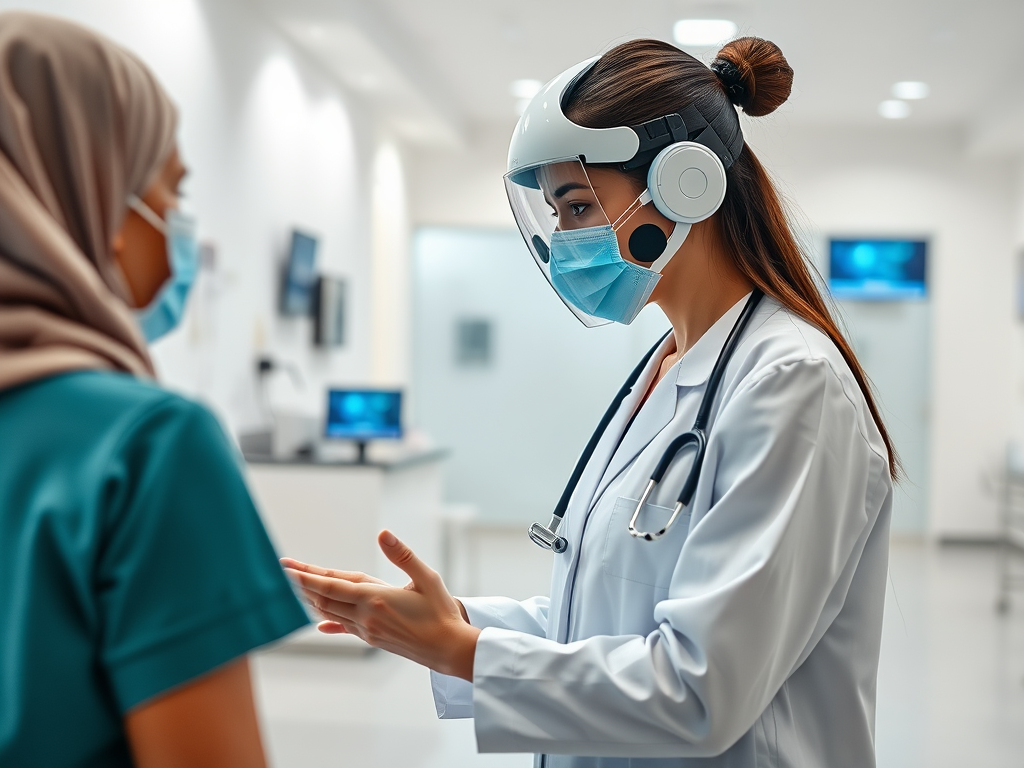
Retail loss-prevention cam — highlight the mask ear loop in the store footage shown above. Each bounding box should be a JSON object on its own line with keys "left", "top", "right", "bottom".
{"left": 610, "top": 189, "right": 652, "bottom": 231}
{"left": 127, "top": 194, "right": 168, "bottom": 235}
{"left": 610, "top": 189, "right": 692, "bottom": 274}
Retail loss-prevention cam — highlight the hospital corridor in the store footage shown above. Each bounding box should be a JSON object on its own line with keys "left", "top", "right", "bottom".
{"left": 1, "top": 1, "right": 1023, "bottom": 767}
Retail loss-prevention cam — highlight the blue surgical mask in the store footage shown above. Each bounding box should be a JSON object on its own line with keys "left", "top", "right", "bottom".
{"left": 548, "top": 225, "right": 661, "bottom": 325}
{"left": 128, "top": 195, "right": 199, "bottom": 343}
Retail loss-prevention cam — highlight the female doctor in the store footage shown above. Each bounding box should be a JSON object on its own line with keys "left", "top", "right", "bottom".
{"left": 286, "top": 37, "right": 895, "bottom": 768}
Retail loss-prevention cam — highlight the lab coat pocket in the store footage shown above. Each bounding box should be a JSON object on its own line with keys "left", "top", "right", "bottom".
{"left": 602, "top": 497, "right": 691, "bottom": 588}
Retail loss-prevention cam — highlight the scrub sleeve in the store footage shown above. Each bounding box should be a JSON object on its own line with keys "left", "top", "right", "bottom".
{"left": 96, "top": 393, "right": 310, "bottom": 712}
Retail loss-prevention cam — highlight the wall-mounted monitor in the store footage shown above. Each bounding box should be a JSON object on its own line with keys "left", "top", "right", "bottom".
{"left": 325, "top": 389, "right": 403, "bottom": 441}
{"left": 828, "top": 238, "right": 927, "bottom": 301}
{"left": 313, "top": 276, "right": 346, "bottom": 347}
{"left": 280, "top": 229, "right": 319, "bottom": 315}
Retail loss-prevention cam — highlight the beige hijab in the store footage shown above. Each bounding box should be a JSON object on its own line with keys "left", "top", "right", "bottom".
{"left": 0, "top": 11, "right": 178, "bottom": 393}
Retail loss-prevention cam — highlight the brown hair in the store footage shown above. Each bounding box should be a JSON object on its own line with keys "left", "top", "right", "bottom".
{"left": 565, "top": 37, "right": 900, "bottom": 480}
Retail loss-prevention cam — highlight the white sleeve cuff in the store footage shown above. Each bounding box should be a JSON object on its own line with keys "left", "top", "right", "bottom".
{"left": 430, "top": 669, "right": 475, "bottom": 719}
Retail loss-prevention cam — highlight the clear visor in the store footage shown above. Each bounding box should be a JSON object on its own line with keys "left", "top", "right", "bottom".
{"left": 505, "top": 157, "right": 650, "bottom": 328}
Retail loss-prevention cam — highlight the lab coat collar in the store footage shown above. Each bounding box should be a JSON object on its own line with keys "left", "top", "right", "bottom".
{"left": 591, "top": 334, "right": 678, "bottom": 505}
{"left": 674, "top": 292, "right": 753, "bottom": 388}
{"left": 592, "top": 294, "right": 753, "bottom": 503}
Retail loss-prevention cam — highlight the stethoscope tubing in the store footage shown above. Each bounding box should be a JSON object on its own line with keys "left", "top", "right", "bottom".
{"left": 531, "top": 289, "right": 765, "bottom": 550}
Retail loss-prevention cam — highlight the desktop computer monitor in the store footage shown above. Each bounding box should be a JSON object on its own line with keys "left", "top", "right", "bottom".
{"left": 325, "top": 389, "right": 402, "bottom": 461}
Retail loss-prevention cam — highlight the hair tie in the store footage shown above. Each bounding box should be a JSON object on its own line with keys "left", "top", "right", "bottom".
{"left": 711, "top": 59, "right": 747, "bottom": 105}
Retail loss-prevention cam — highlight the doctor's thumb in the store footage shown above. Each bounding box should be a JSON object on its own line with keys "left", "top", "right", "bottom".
{"left": 378, "top": 530, "right": 438, "bottom": 587}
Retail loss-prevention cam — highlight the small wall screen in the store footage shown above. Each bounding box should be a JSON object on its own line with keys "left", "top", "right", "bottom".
{"left": 828, "top": 238, "right": 927, "bottom": 301}
{"left": 314, "top": 276, "right": 346, "bottom": 347}
{"left": 281, "top": 230, "right": 319, "bottom": 315}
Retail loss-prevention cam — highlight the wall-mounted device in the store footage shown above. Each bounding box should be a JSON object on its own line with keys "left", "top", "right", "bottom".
{"left": 313, "top": 276, "right": 346, "bottom": 347}
{"left": 828, "top": 238, "right": 927, "bottom": 301}
{"left": 325, "top": 388, "right": 403, "bottom": 463}
{"left": 455, "top": 318, "right": 492, "bottom": 366}
{"left": 280, "top": 229, "right": 319, "bottom": 315}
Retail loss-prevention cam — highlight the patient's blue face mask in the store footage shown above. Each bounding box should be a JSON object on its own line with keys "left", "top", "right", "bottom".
{"left": 127, "top": 195, "right": 199, "bottom": 343}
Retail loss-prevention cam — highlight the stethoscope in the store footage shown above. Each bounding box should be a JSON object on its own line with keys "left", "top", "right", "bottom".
{"left": 529, "top": 289, "right": 764, "bottom": 553}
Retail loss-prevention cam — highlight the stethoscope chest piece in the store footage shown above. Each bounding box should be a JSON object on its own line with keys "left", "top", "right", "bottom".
{"left": 528, "top": 518, "right": 568, "bottom": 553}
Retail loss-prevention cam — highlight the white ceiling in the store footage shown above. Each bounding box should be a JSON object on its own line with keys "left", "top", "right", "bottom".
{"left": 252, "top": 0, "right": 1024, "bottom": 153}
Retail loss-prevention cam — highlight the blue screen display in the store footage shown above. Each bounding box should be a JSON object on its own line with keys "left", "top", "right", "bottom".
{"left": 325, "top": 389, "right": 402, "bottom": 440}
{"left": 828, "top": 239, "right": 927, "bottom": 300}
{"left": 281, "top": 230, "right": 319, "bottom": 315}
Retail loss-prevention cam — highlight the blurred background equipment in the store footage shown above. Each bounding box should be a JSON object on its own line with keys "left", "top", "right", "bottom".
{"left": 280, "top": 229, "right": 319, "bottom": 316}
{"left": 313, "top": 275, "right": 347, "bottom": 347}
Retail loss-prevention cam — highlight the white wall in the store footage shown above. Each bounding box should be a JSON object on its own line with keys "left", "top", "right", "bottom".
{"left": 408, "top": 120, "right": 1021, "bottom": 539}
{"left": 4, "top": 0, "right": 410, "bottom": 433}
{"left": 1012, "top": 160, "right": 1024, "bottom": 449}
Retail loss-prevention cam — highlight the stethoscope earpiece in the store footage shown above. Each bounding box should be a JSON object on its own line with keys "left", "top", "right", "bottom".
{"left": 628, "top": 223, "right": 668, "bottom": 263}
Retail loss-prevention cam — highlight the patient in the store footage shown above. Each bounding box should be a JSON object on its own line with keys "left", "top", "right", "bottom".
{"left": 0, "top": 12, "right": 308, "bottom": 767}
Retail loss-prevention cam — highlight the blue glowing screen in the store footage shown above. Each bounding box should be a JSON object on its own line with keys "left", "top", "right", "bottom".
{"left": 828, "top": 239, "right": 927, "bottom": 300}
{"left": 325, "top": 389, "right": 402, "bottom": 440}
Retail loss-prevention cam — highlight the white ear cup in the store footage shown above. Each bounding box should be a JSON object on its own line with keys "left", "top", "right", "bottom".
{"left": 647, "top": 142, "right": 727, "bottom": 224}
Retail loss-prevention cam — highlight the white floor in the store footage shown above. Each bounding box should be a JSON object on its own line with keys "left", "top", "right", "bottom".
{"left": 253, "top": 539, "right": 1024, "bottom": 768}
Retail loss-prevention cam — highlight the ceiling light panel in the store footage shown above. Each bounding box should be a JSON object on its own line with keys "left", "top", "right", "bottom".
{"left": 673, "top": 19, "right": 738, "bottom": 47}
{"left": 878, "top": 100, "right": 910, "bottom": 119}
{"left": 891, "top": 81, "right": 929, "bottom": 100}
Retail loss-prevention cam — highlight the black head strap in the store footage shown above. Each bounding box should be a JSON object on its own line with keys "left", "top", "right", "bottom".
{"left": 620, "top": 101, "right": 744, "bottom": 172}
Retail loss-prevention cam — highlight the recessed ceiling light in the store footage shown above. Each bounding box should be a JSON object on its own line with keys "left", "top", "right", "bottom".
{"left": 673, "top": 19, "right": 738, "bottom": 47}
{"left": 878, "top": 100, "right": 910, "bottom": 119}
{"left": 891, "top": 81, "right": 929, "bottom": 100}
{"left": 509, "top": 79, "right": 543, "bottom": 100}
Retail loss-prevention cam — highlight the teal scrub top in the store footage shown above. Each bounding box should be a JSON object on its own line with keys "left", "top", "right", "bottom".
{"left": 0, "top": 371, "right": 310, "bottom": 767}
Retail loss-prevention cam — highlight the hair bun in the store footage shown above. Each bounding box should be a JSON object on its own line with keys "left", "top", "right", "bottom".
{"left": 712, "top": 37, "right": 793, "bottom": 117}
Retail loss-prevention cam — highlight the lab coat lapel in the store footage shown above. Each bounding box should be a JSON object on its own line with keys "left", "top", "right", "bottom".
{"left": 592, "top": 372, "right": 678, "bottom": 504}
{"left": 563, "top": 336, "right": 672, "bottom": 539}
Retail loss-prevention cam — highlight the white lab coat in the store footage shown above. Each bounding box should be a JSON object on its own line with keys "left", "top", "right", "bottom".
{"left": 432, "top": 295, "right": 893, "bottom": 768}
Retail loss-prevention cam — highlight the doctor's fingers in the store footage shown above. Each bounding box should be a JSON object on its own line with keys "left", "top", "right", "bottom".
{"left": 316, "top": 620, "right": 348, "bottom": 635}
{"left": 280, "top": 558, "right": 389, "bottom": 586}
{"left": 286, "top": 567, "right": 376, "bottom": 605}
{"left": 378, "top": 530, "right": 445, "bottom": 594}
{"left": 299, "top": 587, "right": 358, "bottom": 622}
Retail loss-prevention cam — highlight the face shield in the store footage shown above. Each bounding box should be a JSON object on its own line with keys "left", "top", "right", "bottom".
{"left": 505, "top": 157, "right": 662, "bottom": 327}
{"left": 503, "top": 55, "right": 743, "bottom": 327}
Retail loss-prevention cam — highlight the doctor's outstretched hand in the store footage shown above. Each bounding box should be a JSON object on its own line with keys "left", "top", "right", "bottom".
{"left": 281, "top": 530, "right": 480, "bottom": 681}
